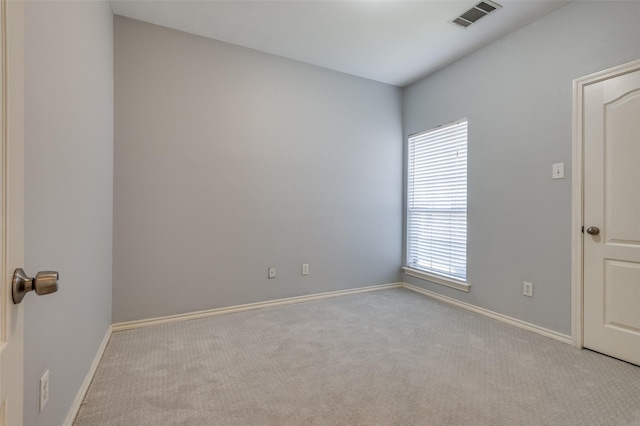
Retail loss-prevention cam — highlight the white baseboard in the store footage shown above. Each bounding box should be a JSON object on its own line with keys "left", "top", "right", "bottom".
{"left": 402, "top": 282, "right": 572, "bottom": 345}
{"left": 112, "top": 282, "right": 403, "bottom": 332}
{"left": 63, "top": 325, "right": 112, "bottom": 426}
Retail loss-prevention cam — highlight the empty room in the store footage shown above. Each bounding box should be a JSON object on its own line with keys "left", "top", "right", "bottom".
{"left": 1, "top": 0, "right": 640, "bottom": 425}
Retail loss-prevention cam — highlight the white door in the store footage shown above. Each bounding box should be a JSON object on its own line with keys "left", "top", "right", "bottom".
{"left": 0, "top": 0, "right": 25, "bottom": 424}
{"left": 583, "top": 62, "right": 640, "bottom": 366}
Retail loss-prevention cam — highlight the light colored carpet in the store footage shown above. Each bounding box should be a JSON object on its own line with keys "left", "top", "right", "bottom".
{"left": 74, "top": 288, "right": 640, "bottom": 425}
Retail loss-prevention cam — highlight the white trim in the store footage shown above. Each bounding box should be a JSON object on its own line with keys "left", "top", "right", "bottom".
{"left": 572, "top": 65, "right": 585, "bottom": 349}
{"left": 571, "top": 58, "right": 640, "bottom": 349}
{"left": 403, "top": 282, "right": 572, "bottom": 345}
{"left": 112, "top": 283, "right": 403, "bottom": 332}
{"left": 1, "top": 1, "right": 26, "bottom": 423}
{"left": 63, "top": 326, "right": 112, "bottom": 426}
{"left": 408, "top": 117, "right": 468, "bottom": 139}
{"left": 401, "top": 267, "right": 470, "bottom": 292}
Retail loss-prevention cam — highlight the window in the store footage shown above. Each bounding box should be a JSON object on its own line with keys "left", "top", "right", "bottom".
{"left": 406, "top": 118, "right": 468, "bottom": 285}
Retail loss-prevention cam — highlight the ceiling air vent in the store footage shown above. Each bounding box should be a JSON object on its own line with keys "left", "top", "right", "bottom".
{"left": 452, "top": 1, "right": 502, "bottom": 28}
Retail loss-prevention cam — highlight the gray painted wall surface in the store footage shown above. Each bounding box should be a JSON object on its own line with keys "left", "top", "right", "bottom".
{"left": 113, "top": 17, "right": 403, "bottom": 323}
{"left": 403, "top": 1, "right": 640, "bottom": 335}
{"left": 24, "top": 2, "right": 113, "bottom": 425}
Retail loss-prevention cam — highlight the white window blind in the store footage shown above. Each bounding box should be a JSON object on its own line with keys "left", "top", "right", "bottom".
{"left": 407, "top": 119, "right": 467, "bottom": 282}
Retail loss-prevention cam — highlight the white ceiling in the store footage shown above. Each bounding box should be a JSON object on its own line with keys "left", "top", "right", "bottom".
{"left": 109, "top": 0, "right": 570, "bottom": 87}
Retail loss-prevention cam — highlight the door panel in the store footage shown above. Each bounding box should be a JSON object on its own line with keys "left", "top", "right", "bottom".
{"left": 583, "top": 66, "right": 640, "bottom": 366}
{"left": 605, "top": 89, "right": 640, "bottom": 244}
{"left": 604, "top": 260, "right": 640, "bottom": 332}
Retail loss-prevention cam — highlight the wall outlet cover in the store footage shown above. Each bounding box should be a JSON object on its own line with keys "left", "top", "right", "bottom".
{"left": 40, "top": 370, "right": 50, "bottom": 412}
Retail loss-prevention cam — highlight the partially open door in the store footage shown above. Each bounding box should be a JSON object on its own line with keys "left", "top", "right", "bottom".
{"left": 581, "top": 60, "right": 640, "bottom": 366}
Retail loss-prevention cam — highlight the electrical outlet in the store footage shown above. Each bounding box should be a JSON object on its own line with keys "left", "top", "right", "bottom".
{"left": 523, "top": 282, "right": 533, "bottom": 297}
{"left": 268, "top": 267, "right": 276, "bottom": 279}
{"left": 40, "top": 370, "right": 50, "bottom": 412}
{"left": 302, "top": 264, "right": 309, "bottom": 275}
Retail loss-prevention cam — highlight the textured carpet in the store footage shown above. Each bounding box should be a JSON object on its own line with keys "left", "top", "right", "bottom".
{"left": 74, "top": 288, "right": 640, "bottom": 425}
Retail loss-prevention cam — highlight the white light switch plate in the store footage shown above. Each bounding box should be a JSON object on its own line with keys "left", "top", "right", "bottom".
{"left": 552, "top": 163, "right": 564, "bottom": 179}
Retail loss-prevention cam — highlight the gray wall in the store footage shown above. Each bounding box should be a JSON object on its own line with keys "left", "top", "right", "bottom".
{"left": 113, "top": 17, "right": 403, "bottom": 323}
{"left": 24, "top": 2, "right": 113, "bottom": 425}
{"left": 403, "top": 1, "right": 640, "bottom": 335}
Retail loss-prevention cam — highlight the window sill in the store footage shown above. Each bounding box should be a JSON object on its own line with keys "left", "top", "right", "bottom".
{"left": 401, "top": 267, "right": 471, "bottom": 293}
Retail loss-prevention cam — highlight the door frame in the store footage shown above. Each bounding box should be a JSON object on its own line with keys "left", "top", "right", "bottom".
{"left": 0, "top": 0, "right": 24, "bottom": 423}
{"left": 571, "top": 58, "right": 640, "bottom": 348}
